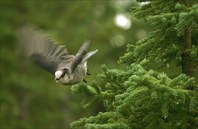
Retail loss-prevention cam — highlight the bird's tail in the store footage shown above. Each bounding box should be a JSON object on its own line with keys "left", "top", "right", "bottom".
{"left": 82, "top": 49, "right": 98, "bottom": 63}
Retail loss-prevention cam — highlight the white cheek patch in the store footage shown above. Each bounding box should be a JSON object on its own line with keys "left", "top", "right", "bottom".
{"left": 65, "top": 73, "right": 74, "bottom": 80}
{"left": 59, "top": 73, "right": 74, "bottom": 84}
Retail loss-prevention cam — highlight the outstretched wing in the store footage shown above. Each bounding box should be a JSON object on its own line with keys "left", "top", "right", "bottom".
{"left": 18, "top": 26, "right": 72, "bottom": 73}
{"left": 70, "top": 40, "right": 90, "bottom": 73}
{"left": 82, "top": 49, "right": 98, "bottom": 62}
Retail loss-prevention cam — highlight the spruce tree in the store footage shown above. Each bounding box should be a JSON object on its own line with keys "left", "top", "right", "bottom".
{"left": 70, "top": 0, "right": 198, "bottom": 129}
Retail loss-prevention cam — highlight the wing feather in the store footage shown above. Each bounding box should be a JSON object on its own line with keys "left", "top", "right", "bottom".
{"left": 70, "top": 40, "right": 90, "bottom": 73}
{"left": 18, "top": 26, "right": 72, "bottom": 73}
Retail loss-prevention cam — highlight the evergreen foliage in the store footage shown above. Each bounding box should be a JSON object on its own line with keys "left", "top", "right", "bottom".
{"left": 71, "top": 64, "right": 197, "bottom": 129}
{"left": 70, "top": 0, "right": 198, "bottom": 129}
{"left": 120, "top": 0, "right": 198, "bottom": 77}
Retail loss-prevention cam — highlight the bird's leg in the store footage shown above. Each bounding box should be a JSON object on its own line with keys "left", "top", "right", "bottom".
{"left": 87, "top": 69, "right": 91, "bottom": 75}
{"left": 83, "top": 79, "right": 87, "bottom": 83}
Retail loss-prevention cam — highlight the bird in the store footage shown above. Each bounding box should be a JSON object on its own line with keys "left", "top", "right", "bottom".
{"left": 18, "top": 26, "right": 98, "bottom": 85}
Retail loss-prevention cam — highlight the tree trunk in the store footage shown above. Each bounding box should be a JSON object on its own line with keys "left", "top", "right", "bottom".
{"left": 181, "top": 25, "right": 194, "bottom": 77}
{"left": 181, "top": 0, "right": 194, "bottom": 77}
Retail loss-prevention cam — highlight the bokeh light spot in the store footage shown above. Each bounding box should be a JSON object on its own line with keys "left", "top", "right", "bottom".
{"left": 114, "top": 13, "right": 131, "bottom": 30}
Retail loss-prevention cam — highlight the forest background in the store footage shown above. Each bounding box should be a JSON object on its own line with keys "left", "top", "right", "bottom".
{"left": 1, "top": 0, "right": 197, "bottom": 129}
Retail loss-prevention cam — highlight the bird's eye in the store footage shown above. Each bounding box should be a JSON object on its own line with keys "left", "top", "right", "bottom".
{"left": 61, "top": 69, "right": 68, "bottom": 78}
{"left": 61, "top": 73, "right": 66, "bottom": 78}
{"left": 58, "top": 68, "right": 69, "bottom": 78}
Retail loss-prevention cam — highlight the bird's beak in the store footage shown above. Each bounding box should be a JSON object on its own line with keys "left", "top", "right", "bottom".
{"left": 55, "top": 77, "right": 60, "bottom": 81}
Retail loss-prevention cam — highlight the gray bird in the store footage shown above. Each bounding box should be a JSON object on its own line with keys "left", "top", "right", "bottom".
{"left": 18, "top": 26, "right": 98, "bottom": 85}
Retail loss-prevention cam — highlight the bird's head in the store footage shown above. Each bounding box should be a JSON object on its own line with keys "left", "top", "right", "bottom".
{"left": 55, "top": 68, "right": 74, "bottom": 84}
{"left": 55, "top": 68, "right": 69, "bottom": 80}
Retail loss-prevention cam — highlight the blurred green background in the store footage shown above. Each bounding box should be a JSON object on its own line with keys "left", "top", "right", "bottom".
{"left": 0, "top": 0, "right": 150, "bottom": 128}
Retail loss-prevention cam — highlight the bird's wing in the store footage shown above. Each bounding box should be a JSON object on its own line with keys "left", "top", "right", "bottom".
{"left": 82, "top": 49, "right": 98, "bottom": 62}
{"left": 70, "top": 40, "right": 90, "bottom": 73}
{"left": 18, "top": 26, "right": 72, "bottom": 73}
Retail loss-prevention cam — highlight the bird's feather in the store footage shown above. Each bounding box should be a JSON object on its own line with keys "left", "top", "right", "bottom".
{"left": 18, "top": 26, "right": 72, "bottom": 73}
{"left": 82, "top": 49, "right": 98, "bottom": 63}
{"left": 70, "top": 40, "right": 90, "bottom": 73}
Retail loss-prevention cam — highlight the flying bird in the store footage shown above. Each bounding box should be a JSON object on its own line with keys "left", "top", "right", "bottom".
{"left": 18, "top": 26, "right": 98, "bottom": 85}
